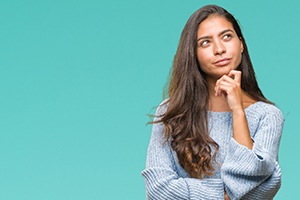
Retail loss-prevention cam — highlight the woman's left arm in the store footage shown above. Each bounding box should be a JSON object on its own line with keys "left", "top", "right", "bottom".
{"left": 221, "top": 105, "right": 284, "bottom": 200}
{"left": 215, "top": 70, "right": 284, "bottom": 199}
{"left": 215, "top": 70, "right": 253, "bottom": 149}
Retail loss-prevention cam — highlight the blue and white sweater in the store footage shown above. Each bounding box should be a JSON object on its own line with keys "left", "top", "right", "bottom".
{"left": 142, "top": 101, "right": 284, "bottom": 200}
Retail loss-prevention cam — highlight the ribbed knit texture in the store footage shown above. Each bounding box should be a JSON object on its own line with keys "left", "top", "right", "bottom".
{"left": 142, "top": 101, "right": 284, "bottom": 200}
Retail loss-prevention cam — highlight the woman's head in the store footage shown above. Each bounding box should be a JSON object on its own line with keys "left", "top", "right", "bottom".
{"left": 170, "top": 4, "right": 265, "bottom": 101}
{"left": 182, "top": 5, "right": 246, "bottom": 66}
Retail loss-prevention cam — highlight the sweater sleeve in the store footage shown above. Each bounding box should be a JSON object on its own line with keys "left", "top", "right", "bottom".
{"left": 141, "top": 104, "right": 225, "bottom": 200}
{"left": 242, "top": 161, "right": 281, "bottom": 200}
{"left": 221, "top": 105, "right": 284, "bottom": 200}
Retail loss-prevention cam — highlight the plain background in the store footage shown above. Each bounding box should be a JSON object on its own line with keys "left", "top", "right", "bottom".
{"left": 0, "top": 0, "right": 298, "bottom": 199}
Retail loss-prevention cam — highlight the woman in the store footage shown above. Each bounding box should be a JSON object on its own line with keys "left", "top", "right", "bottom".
{"left": 142, "top": 4, "right": 284, "bottom": 200}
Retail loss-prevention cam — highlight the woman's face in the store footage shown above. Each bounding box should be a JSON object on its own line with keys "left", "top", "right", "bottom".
{"left": 196, "top": 15, "right": 244, "bottom": 80}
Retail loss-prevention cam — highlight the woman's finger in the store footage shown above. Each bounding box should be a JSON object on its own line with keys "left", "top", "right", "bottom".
{"left": 228, "top": 70, "right": 242, "bottom": 82}
{"left": 215, "top": 76, "right": 236, "bottom": 96}
{"left": 215, "top": 81, "right": 230, "bottom": 95}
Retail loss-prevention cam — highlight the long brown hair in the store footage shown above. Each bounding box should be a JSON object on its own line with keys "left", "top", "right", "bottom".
{"left": 154, "top": 5, "right": 271, "bottom": 178}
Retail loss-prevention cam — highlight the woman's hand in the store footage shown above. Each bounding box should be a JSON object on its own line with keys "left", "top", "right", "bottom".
{"left": 214, "top": 70, "right": 243, "bottom": 112}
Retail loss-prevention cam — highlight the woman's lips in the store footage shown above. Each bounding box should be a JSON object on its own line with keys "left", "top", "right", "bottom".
{"left": 213, "top": 58, "right": 231, "bottom": 66}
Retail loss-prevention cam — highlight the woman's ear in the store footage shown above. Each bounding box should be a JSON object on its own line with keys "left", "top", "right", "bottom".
{"left": 240, "top": 37, "right": 244, "bottom": 53}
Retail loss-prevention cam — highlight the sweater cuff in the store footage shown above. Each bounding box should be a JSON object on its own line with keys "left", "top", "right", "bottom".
{"left": 224, "top": 138, "right": 275, "bottom": 176}
{"left": 186, "top": 178, "right": 224, "bottom": 199}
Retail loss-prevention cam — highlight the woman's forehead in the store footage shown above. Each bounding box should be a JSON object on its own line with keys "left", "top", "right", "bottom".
{"left": 197, "top": 16, "right": 235, "bottom": 37}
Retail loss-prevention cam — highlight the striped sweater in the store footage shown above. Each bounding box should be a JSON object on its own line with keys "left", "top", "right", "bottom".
{"left": 142, "top": 101, "right": 284, "bottom": 200}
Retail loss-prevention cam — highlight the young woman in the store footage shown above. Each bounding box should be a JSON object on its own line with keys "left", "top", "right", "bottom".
{"left": 142, "top": 5, "right": 284, "bottom": 200}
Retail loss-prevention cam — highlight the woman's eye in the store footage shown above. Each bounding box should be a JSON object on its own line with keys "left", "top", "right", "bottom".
{"left": 199, "top": 40, "right": 210, "bottom": 47}
{"left": 223, "top": 34, "right": 232, "bottom": 41}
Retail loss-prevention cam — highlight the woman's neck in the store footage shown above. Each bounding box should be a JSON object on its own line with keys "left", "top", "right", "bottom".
{"left": 208, "top": 94, "right": 231, "bottom": 112}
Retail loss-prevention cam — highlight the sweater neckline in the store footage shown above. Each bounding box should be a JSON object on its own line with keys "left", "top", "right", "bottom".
{"left": 208, "top": 101, "right": 262, "bottom": 114}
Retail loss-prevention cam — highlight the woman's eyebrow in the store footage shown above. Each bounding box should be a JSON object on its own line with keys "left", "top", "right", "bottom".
{"left": 197, "top": 35, "right": 211, "bottom": 42}
{"left": 197, "top": 29, "right": 234, "bottom": 42}
{"left": 219, "top": 29, "right": 234, "bottom": 36}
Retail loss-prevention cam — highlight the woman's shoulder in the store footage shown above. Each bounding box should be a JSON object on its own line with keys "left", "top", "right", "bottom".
{"left": 246, "top": 101, "right": 284, "bottom": 120}
{"left": 155, "top": 98, "right": 170, "bottom": 116}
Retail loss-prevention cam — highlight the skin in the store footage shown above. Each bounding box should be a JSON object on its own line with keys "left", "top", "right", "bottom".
{"left": 224, "top": 192, "right": 230, "bottom": 200}
{"left": 196, "top": 15, "right": 256, "bottom": 200}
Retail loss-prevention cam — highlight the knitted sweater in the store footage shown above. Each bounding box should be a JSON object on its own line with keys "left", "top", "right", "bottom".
{"left": 142, "top": 101, "right": 284, "bottom": 200}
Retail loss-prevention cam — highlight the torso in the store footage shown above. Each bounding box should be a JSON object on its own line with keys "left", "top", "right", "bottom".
{"left": 173, "top": 101, "right": 267, "bottom": 179}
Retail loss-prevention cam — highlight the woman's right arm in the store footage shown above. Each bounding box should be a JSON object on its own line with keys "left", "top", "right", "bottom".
{"left": 141, "top": 104, "right": 225, "bottom": 200}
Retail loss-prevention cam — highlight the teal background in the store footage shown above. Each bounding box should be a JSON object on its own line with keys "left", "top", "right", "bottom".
{"left": 0, "top": 0, "right": 298, "bottom": 199}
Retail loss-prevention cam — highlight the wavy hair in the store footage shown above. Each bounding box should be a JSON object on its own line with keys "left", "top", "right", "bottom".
{"left": 154, "top": 5, "right": 271, "bottom": 178}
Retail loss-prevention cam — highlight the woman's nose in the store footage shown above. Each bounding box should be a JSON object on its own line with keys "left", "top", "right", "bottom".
{"left": 213, "top": 41, "right": 226, "bottom": 55}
